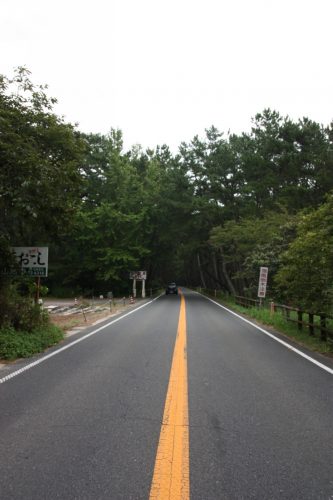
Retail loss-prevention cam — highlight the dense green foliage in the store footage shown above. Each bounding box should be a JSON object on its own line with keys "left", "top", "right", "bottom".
{"left": 0, "top": 67, "right": 85, "bottom": 338}
{"left": 0, "top": 324, "right": 63, "bottom": 360}
{"left": 275, "top": 195, "right": 333, "bottom": 313}
{"left": 1, "top": 68, "right": 333, "bottom": 333}
{"left": 0, "top": 68, "right": 85, "bottom": 249}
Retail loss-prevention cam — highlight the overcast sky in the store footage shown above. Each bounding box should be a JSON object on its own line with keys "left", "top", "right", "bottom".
{"left": 1, "top": 0, "right": 332, "bottom": 151}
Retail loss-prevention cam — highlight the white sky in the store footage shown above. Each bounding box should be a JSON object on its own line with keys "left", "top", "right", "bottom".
{"left": 1, "top": 0, "right": 332, "bottom": 152}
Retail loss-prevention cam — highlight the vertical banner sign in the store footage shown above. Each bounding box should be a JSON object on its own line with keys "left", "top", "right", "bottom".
{"left": 257, "top": 266, "right": 268, "bottom": 298}
{"left": 12, "top": 247, "right": 49, "bottom": 277}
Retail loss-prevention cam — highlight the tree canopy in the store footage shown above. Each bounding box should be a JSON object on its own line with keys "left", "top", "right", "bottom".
{"left": 0, "top": 68, "right": 85, "bottom": 248}
{"left": 2, "top": 68, "right": 333, "bottom": 314}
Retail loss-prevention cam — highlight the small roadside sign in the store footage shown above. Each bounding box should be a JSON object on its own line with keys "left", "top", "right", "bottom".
{"left": 257, "top": 266, "right": 268, "bottom": 298}
{"left": 129, "top": 271, "right": 147, "bottom": 280}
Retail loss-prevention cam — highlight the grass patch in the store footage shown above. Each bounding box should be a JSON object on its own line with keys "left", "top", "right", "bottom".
{"left": 0, "top": 324, "right": 64, "bottom": 361}
{"left": 50, "top": 316, "right": 83, "bottom": 331}
{"left": 202, "top": 291, "right": 333, "bottom": 355}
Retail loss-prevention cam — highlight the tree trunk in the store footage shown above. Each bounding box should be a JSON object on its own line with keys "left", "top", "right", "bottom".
{"left": 220, "top": 249, "right": 236, "bottom": 295}
{"left": 212, "top": 250, "right": 222, "bottom": 288}
{"left": 197, "top": 253, "right": 207, "bottom": 289}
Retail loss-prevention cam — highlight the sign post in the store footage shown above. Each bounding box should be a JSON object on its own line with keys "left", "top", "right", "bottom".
{"left": 257, "top": 266, "right": 268, "bottom": 306}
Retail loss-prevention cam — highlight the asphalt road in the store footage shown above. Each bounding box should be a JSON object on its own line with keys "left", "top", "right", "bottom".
{"left": 0, "top": 289, "right": 332, "bottom": 499}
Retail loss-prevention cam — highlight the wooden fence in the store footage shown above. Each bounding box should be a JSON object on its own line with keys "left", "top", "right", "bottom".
{"left": 270, "top": 302, "right": 333, "bottom": 342}
{"left": 200, "top": 289, "right": 333, "bottom": 343}
{"left": 235, "top": 295, "right": 261, "bottom": 308}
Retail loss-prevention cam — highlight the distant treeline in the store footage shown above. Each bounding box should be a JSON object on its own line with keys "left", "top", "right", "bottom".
{"left": 1, "top": 67, "right": 333, "bottom": 318}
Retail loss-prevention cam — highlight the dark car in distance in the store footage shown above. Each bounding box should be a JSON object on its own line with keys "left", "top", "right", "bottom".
{"left": 166, "top": 282, "right": 178, "bottom": 295}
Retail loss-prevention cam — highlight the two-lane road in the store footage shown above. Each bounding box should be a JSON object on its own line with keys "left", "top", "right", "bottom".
{"left": 0, "top": 289, "right": 332, "bottom": 499}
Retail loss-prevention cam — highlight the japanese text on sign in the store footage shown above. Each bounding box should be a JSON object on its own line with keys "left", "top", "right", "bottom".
{"left": 12, "top": 247, "right": 49, "bottom": 277}
{"left": 129, "top": 271, "right": 147, "bottom": 280}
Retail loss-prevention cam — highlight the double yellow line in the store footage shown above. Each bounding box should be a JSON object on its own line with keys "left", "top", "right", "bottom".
{"left": 149, "top": 291, "right": 190, "bottom": 500}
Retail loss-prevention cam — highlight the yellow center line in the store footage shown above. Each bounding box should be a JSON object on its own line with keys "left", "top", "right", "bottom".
{"left": 149, "top": 291, "right": 190, "bottom": 500}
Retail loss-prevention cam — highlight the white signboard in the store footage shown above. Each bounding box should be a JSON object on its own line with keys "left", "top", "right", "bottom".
{"left": 12, "top": 247, "right": 49, "bottom": 277}
{"left": 130, "top": 270, "right": 147, "bottom": 280}
{"left": 257, "top": 266, "right": 268, "bottom": 298}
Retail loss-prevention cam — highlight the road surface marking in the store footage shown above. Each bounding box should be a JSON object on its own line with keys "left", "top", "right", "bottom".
{"left": 0, "top": 296, "right": 162, "bottom": 385}
{"left": 150, "top": 291, "right": 190, "bottom": 500}
{"left": 201, "top": 294, "right": 333, "bottom": 375}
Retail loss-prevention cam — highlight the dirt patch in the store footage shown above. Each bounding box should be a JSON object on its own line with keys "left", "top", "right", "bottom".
{"left": 50, "top": 303, "right": 134, "bottom": 331}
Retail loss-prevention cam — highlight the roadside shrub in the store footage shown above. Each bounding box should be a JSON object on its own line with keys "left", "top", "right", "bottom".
{"left": 0, "top": 324, "right": 64, "bottom": 360}
{"left": 0, "top": 283, "right": 49, "bottom": 331}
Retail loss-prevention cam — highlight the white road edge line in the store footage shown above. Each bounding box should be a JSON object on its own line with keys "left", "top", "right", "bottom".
{"left": 0, "top": 295, "right": 162, "bottom": 385}
{"left": 199, "top": 293, "right": 333, "bottom": 376}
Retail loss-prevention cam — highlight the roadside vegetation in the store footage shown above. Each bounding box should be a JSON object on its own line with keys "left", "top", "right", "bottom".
{"left": 0, "top": 324, "right": 63, "bottom": 361}
{"left": 201, "top": 291, "right": 333, "bottom": 355}
{"left": 0, "top": 283, "right": 64, "bottom": 360}
{"left": 1, "top": 67, "right": 333, "bottom": 360}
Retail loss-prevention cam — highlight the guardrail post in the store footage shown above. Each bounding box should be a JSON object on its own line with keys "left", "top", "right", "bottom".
{"left": 320, "top": 314, "right": 327, "bottom": 341}
{"left": 308, "top": 313, "right": 314, "bottom": 336}
{"left": 297, "top": 310, "right": 303, "bottom": 331}
{"left": 81, "top": 305, "right": 87, "bottom": 322}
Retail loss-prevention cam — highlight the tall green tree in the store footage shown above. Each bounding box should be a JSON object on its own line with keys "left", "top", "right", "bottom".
{"left": 0, "top": 68, "right": 86, "bottom": 325}
{"left": 274, "top": 195, "right": 333, "bottom": 312}
{"left": 209, "top": 210, "right": 295, "bottom": 295}
{"left": 0, "top": 67, "right": 85, "bottom": 250}
{"left": 53, "top": 131, "right": 153, "bottom": 294}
